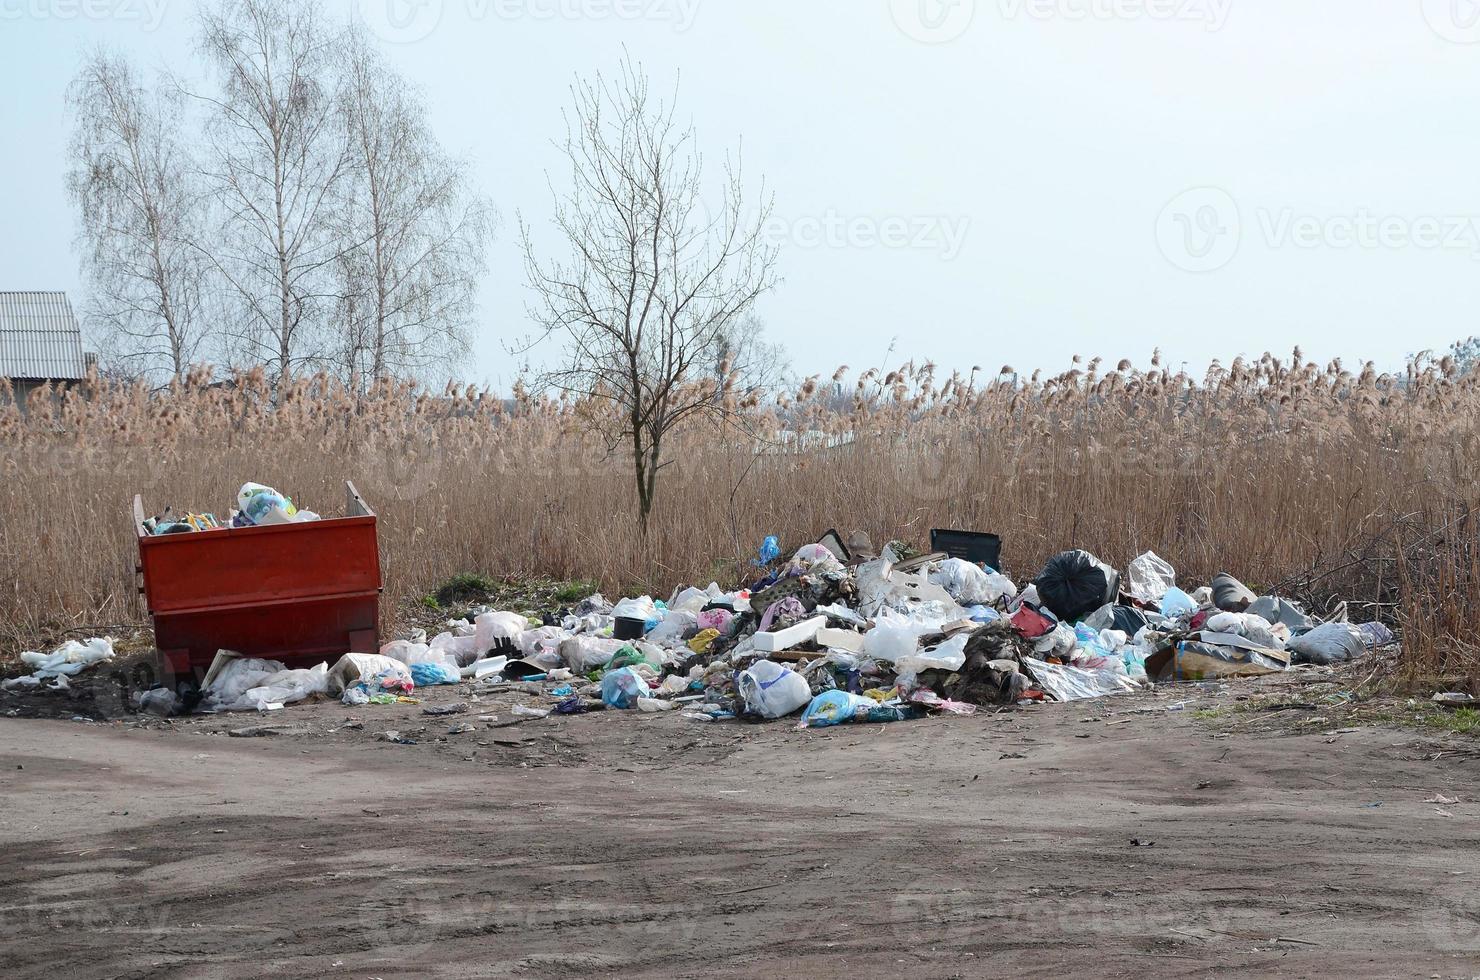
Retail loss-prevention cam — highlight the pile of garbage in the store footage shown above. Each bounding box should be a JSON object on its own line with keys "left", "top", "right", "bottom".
{"left": 143, "top": 482, "right": 319, "bottom": 535}
{"left": 170, "top": 534, "right": 1392, "bottom": 727}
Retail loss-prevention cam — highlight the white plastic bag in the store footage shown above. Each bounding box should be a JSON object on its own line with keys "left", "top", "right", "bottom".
{"left": 429, "top": 631, "right": 485, "bottom": 667}
{"left": 863, "top": 609, "right": 958, "bottom": 665}
{"left": 612, "top": 596, "right": 659, "bottom": 622}
{"left": 234, "top": 663, "right": 329, "bottom": 711}
{"left": 645, "top": 610, "right": 698, "bottom": 647}
{"left": 560, "top": 635, "right": 626, "bottom": 672}
{"left": 736, "top": 660, "right": 811, "bottom": 719}
{"left": 929, "top": 559, "right": 1015, "bottom": 606}
{"left": 474, "top": 611, "right": 529, "bottom": 650}
{"left": 1127, "top": 551, "right": 1176, "bottom": 603}
{"left": 13, "top": 637, "right": 116, "bottom": 683}
{"left": 896, "top": 633, "right": 971, "bottom": 689}
{"left": 206, "top": 657, "right": 288, "bottom": 706}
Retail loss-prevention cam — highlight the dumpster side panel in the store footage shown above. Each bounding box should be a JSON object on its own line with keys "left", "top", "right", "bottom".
{"left": 139, "top": 517, "right": 380, "bottom": 615}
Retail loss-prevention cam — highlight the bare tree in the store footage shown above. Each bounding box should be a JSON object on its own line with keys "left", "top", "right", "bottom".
{"left": 333, "top": 28, "right": 492, "bottom": 387}
{"left": 523, "top": 59, "right": 779, "bottom": 533}
{"left": 68, "top": 50, "right": 209, "bottom": 384}
{"left": 712, "top": 313, "right": 790, "bottom": 395}
{"left": 195, "top": 0, "right": 349, "bottom": 387}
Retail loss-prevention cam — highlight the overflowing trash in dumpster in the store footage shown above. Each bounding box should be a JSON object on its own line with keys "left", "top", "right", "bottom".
{"left": 142, "top": 481, "right": 320, "bottom": 534}
{"left": 42, "top": 529, "right": 1398, "bottom": 724}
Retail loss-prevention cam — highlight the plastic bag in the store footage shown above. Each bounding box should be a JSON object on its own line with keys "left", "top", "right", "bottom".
{"left": 800, "top": 690, "right": 877, "bottom": 728}
{"left": 696, "top": 608, "right": 734, "bottom": 633}
{"left": 1248, "top": 596, "right": 1315, "bottom": 633}
{"left": 1205, "top": 612, "right": 1286, "bottom": 650}
{"left": 206, "top": 657, "right": 288, "bottom": 706}
{"left": 612, "top": 596, "right": 660, "bottom": 623}
{"left": 228, "top": 662, "right": 329, "bottom": 711}
{"left": 560, "top": 636, "right": 625, "bottom": 673}
{"left": 600, "top": 666, "right": 650, "bottom": 708}
{"left": 328, "top": 653, "right": 412, "bottom": 695}
{"left": 1288, "top": 622, "right": 1367, "bottom": 666}
{"left": 475, "top": 611, "right": 529, "bottom": 648}
{"left": 896, "top": 633, "right": 970, "bottom": 678}
{"left": 1211, "top": 573, "right": 1257, "bottom": 613}
{"left": 1034, "top": 550, "right": 1121, "bottom": 622}
{"left": 756, "top": 535, "right": 781, "bottom": 565}
{"left": 863, "top": 612, "right": 940, "bottom": 664}
{"left": 645, "top": 610, "right": 698, "bottom": 647}
{"left": 1159, "top": 587, "right": 1198, "bottom": 618}
{"left": 14, "top": 637, "right": 116, "bottom": 681}
{"left": 737, "top": 660, "right": 812, "bottom": 719}
{"left": 236, "top": 482, "right": 315, "bottom": 526}
{"left": 1126, "top": 552, "right": 1175, "bottom": 603}
{"left": 1023, "top": 656, "right": 1138, "bottom": 702}
{"left": 409, "top": 662, "right": 461, "bottom": 686}
{"left": 929, "top": 558, "right": 1016, "bottom": 606}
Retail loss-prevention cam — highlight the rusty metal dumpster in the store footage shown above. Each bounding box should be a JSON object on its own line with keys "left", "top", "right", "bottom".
{"left": 135, "top": 482, "right": 382, "bottom": 683}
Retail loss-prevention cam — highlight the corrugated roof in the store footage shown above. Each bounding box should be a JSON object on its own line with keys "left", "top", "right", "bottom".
{"left": 0, "top": 292, "right": 87, "bottom": 380}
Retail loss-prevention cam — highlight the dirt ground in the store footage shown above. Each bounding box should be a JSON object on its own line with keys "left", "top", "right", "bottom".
{"left": 3, "top": 669, "right": 1480, "bottom": 979}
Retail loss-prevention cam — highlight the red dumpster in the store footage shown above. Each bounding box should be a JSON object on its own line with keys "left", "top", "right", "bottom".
{"left": 134, "top": 481, "right": 383, "bottom": 684}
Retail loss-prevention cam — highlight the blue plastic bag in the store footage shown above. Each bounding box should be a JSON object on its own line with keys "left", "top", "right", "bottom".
{"left": 755, "top": 535, "right": 781, "bottom": 566}
{"left": 409, "top": 662, "right": 460, "bottom": 687}
{"left": 601, "top": 666, "right": 649, "bottom": 709}
{"left": 800, "top": 690, "right": 876, "bottom": 728}
{"left": 1160, "top": 587, "right": 1197, "bottom": 618}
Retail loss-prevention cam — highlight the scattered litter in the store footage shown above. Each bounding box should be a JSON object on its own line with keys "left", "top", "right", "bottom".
{"left": 2, "top": 637, "right": 115, "bottom": 690}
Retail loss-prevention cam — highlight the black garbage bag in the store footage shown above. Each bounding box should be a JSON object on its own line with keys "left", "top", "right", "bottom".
{"left": 1109, "top": 604, "right": 1148, "bottom": 636}
{"left": 1211, "top": 572, "right": 1256, "bottom": 612}
{"left": 1034, "top": 550, "right": 1121, "bottom": 622}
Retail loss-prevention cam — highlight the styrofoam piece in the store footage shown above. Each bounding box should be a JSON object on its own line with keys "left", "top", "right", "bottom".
{"left": 752, "top": 616, "right": 827, "bottom": 653}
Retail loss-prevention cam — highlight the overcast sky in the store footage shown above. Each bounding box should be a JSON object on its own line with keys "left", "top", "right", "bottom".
{"left": 4, "top": 0, "right": 1478, "bottom": 389}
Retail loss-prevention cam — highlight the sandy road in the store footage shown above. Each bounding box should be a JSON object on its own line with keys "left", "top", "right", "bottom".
{"left": 2, "top": 688, "right": 1479, "bottom": 979}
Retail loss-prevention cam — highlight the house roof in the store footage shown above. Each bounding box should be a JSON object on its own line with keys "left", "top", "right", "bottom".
{"left": 0, "top": 291, "right": 87, "bottom": 381}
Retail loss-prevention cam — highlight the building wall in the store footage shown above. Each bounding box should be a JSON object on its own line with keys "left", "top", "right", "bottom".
{"left": 3, "top": 379, "right": 74, "bottom": 416}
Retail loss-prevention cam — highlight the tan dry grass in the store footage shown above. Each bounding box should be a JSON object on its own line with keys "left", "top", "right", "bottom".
{"left": 2, "top": 353, "right": 1476, "bottom": 678}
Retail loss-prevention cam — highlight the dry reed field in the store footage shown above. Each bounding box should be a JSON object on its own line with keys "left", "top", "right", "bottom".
{"left": 3, "top": 351, "right": 1477, "bottom": 679}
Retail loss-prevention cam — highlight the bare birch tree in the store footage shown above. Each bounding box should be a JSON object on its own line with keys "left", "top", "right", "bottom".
{"left": 333, "top": 29, "right": 492, "bottom": 387}
{"left": 195, "top": 0, "right": 349, "bottom": 387}
{"left": 68, "top": 50, "right": 209, "bottom": 383}
{"left": 523, "top": 59, "right": 779, "bottom": 533}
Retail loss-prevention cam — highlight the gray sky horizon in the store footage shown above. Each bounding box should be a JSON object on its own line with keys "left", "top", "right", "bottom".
{"left": 4, "top": 0, "right": 1478, "bottom": 391}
